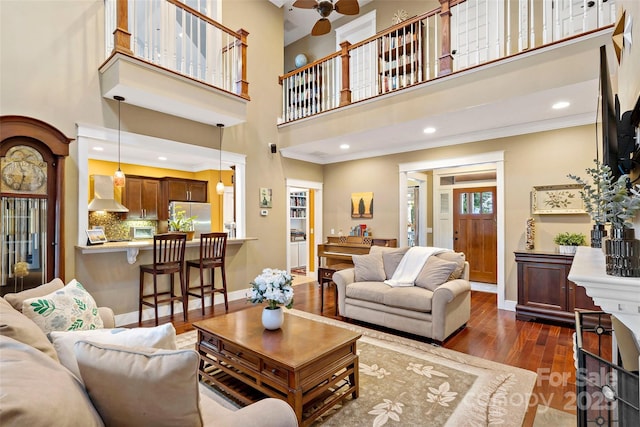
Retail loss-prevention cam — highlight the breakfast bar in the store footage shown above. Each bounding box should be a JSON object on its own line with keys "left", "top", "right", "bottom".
{"left": 74, "top": 237, "right": 257, "bottom": 325}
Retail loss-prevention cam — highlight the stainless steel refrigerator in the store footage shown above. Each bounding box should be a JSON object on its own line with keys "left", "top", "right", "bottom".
{"left": 168, "top": 201, "right": 212, "bottom": 238}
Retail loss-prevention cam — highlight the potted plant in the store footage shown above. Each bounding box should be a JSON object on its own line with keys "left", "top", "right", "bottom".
{"left": 568, "top": 160, "right": 640, "bottom": 276}
{"left": 567, "top": 161, "right": 609, "bottom": 248}
{"left": 168, "top": 207, "right": 197, "bottom": 240}
{"left": 553, "top": 232, "right": 587, "bottom": 254}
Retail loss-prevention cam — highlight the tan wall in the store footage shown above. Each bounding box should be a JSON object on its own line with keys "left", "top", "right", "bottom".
{"left": 323, "top": 125, "right": 595, "bottom": 301}
{"left": 0, "top": 0, "right": 322, "bottom": 310}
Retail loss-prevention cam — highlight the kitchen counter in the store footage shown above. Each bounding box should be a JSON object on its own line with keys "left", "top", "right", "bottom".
{"left": 74, "top": 236, "right": 258, "bottom": 324}
{"left": 76, "top": 237, "right": 256, "bottom": 264}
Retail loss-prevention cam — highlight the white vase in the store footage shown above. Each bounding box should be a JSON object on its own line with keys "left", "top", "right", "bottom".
{"left": 262, "top": 307, "right": 284, "bottom": 330}
{"left": 558, "top": 245, "right": 578, "bottom": 255}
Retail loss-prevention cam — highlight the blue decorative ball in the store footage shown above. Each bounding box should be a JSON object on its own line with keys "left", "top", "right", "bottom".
{"left": 295, "top": 54, "right": 308, "bottom": 68}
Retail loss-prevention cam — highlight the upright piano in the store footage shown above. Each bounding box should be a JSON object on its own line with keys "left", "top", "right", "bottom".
{"left": 317, "top": 236, "right": 398, "bottom": 268}
{"left": 316, "top": 236, "right": 397, "bottom": 312}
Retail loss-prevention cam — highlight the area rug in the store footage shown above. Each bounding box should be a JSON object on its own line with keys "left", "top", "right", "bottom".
{"left": 533, "top": 405, "right": 576, "bottom": 426}
{"left": 178, "top": 309, "right": 537, "bottom": 426}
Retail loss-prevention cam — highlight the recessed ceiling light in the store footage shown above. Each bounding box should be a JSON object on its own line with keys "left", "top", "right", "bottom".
{"left": 340, "top": 144, "right": 350, "bottom": 150}
{"left": 92, "top": 146, "right": 104, "bottom": 151}
{"left": 158, "top": 156, "right": 167, "bottom": 161}
{"left": 552, "top": 101, "right": 570, "bottom": 109}
{"left": 423, "top": 127, "right": 436, "bottom": 134}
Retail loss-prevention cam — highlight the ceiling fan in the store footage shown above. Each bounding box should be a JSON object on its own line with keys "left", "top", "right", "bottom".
{"left": 292, "top": 0, "right": 360, "bottom": 36}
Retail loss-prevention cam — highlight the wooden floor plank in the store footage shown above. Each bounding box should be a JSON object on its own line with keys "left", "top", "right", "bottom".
{"left": 133, "top": 282, "right": 587, "bottom": 426}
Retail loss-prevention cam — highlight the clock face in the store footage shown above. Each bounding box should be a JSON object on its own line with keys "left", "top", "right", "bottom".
{"left": 1, "top": 145, "right": 48, "bottom": 195}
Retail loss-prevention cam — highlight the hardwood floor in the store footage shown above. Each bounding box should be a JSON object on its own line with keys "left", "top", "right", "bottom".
{"left": 136, "top": 280, "right": 610, "bottom": 426}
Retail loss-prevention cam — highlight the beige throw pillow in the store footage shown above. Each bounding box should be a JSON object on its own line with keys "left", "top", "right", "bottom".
{"left": 381, "top": 248, "right": 409, "bottom": 279}
{"left": 22, "top": 279, "right": 104, "bottom": 333}
{"left": 353, "top": 253, "right": 386, "bottom": 282}
{"left": 415, "top": 257, "right": 458, "bottom": 291}
{"left": 0, "top": 335, "right": 103, "bottom": 427}
{"left": 4, "top": 278, "right": 65, "bottom": 312}
{"left": 49, "top": 323, "right": 178, "bottom": 380}
{"left": 74, "top": 341, "right": 203, "bottom": 427}
{"left": 435, "top": 251, "right": 466, "bottom": 280}
{"left": 0, "top": 297, "right": 60, "bottom": 361}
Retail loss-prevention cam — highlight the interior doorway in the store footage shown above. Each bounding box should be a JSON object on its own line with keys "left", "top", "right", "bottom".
{"left": 285, "top": 179, "right": 323, "bottom": 278}
{"left": 398, "top": 151, "right": 509, "bottom": 310}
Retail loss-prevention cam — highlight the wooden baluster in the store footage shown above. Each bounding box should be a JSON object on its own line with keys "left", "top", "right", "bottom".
{"left": 339, "top": 41, "right": 351, "bottom": 107}
{"left": 113, "top": 0, "right": 133, "bottom": 55}
{"left": 438, "top": 0, "right": 453, "bottom": 76}
{"left": 236, "top": 29, "right": 249, "bottom": 99}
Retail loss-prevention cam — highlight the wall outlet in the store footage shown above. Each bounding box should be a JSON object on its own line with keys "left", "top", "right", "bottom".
{"left": 260, "top": 209, "right": 268, "bottom": 216}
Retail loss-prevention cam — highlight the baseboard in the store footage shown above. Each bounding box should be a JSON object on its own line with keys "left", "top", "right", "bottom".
{"left": 114, "top": 287, "right": 250, "bottom": 327}
{"left": 470, "top": 282, "right": 498, "bottom": 293}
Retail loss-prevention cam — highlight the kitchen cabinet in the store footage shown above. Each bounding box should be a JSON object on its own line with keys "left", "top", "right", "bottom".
{"left": 162, "top": 178, "right": 208, "bottom": 203}
{"left": 122, "top": 176, "right": 160, "bottom": 220}
{"left": 515, "top": 251, "right": 601, "bottom": 325}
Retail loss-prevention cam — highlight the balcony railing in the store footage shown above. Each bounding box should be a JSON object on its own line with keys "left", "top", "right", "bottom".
{"left": 105, "top": 0, "right": 248, "bottom": 99}
{"left": 279, "top": 0, "right": 616, "bottom": 124}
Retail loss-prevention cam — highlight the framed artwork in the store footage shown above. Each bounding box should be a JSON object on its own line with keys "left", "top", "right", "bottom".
{"left": 351, "top": 192, "right": 374, "bottom": 218}
{"left": 259, "top": 187, "right": 272, "bottom": 208}
{"left": 531, "top": 184, "right": 586, "bottom": 214}
{"left": 86, "top": 229, "right": 108, "bottom": 245}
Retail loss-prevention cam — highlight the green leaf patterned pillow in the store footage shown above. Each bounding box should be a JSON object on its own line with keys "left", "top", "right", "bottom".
{"left": 22, "top": 280, "right": 104, "bottom": 333}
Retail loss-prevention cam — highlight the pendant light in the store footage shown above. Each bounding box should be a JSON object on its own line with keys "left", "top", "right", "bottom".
{"left": 216, "top": 123, "right": 225, "bottom": 195}
{"left": 113, "top": 95, "right": 126, "bottom": 188}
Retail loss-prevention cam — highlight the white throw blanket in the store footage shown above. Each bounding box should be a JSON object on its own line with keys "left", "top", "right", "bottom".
{"left": 384, "top": 247, "right": 450, "bottom": 287}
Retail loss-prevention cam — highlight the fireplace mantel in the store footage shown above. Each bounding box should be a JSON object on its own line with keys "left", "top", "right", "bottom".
{"left": 568, "top": 247, "right": 640, "bottom": 340}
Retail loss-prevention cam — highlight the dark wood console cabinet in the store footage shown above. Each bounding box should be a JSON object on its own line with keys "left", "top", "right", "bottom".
{"left": 515, "top": 251, "right": 601, "bottom": 325}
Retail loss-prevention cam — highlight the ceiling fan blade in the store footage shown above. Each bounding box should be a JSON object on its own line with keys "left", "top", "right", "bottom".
{"left": 292, "top": 0, "right": 317, "bottom": 9}
{"left": 311, "top": 18, "right": 331, "bottom": 36}
{"left": 335, "top": 0, "right": 359, "bottom": 15}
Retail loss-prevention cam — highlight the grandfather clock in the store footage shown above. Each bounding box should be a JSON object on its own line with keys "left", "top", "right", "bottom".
{"left": 0, "top": 116, "right": 71, "bottom": 294}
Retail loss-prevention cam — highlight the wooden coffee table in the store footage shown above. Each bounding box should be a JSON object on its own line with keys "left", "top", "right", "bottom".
{"left": 193, "top": 306, "right": 361, "bottom": 426}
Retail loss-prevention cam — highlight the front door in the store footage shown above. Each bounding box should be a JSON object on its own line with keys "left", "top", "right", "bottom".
{"left": 453, "top": 186, "right": 497, "bottom": 283}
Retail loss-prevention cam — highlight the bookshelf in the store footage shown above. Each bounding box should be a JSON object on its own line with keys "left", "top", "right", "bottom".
{"left": 289, "top": 191, "right": 307, "bottom": 269}
{"left": 285, "top": 66, "right": 322, "bottom": 120}
{"left": 379, "top": 21, "right": 422, "bottom": 93}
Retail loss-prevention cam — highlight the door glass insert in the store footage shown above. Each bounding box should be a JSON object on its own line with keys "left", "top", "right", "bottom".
{"left": 482, "top": 191, "right": 493, "bottom": 214}
{"left": 460, "top": 193, "right": 468, "bottom": 214}
{"left": 472, "top": 192, "right": 482, "bottom": 214}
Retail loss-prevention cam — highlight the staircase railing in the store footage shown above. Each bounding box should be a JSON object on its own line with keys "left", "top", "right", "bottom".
{"left": 104, "top": 0, "right": 248, "bottom": 99}
{"left": 279, "top": 0, "right": 616, "bottom": 124}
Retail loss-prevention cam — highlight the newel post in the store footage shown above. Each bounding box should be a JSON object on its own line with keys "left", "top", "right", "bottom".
{"left": 438, "top": 0, "right": 453, "bottom": 76}
{"left": 339, "top": 41, "right": 352, "bottom": 107}
{"left": 236, "top": 29, "right": 250, "bottom": 99}
{"left": 113, "top": 0, "right": 133, "bottom": 55}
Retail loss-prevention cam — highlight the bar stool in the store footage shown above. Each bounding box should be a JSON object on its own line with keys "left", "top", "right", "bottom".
{"left": 139, "top": 233, "right": 187, "bottom": 326}
{"left": 185, "top": 232, "right": 228, "bottom": 315}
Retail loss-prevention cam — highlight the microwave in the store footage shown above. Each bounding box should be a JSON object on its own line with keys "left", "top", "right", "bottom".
{"left": 130, "top": 226, "right": 155, "bottom": 240}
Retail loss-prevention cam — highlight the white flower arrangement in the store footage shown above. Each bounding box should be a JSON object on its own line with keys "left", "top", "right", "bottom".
{"left": 248, "top": 268, "right": 294, "bottom": 310}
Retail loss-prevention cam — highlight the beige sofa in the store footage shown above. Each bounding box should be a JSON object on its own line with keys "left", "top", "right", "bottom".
{"left": 0, "top": 279, "right": 297, "bottom": 427}
{"left": 333, "top": 247, "right": 471, "bottom": 342}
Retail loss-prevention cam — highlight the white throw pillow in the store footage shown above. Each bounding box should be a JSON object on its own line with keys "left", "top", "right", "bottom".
{"left": 74, "top": 341, "right": 203, "bottom": 427}
{"left": 49, "top": 323, "right": 178, "bottom": 380}
{"left": 21, "top": 279, "right": 104, "bottom": 333}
